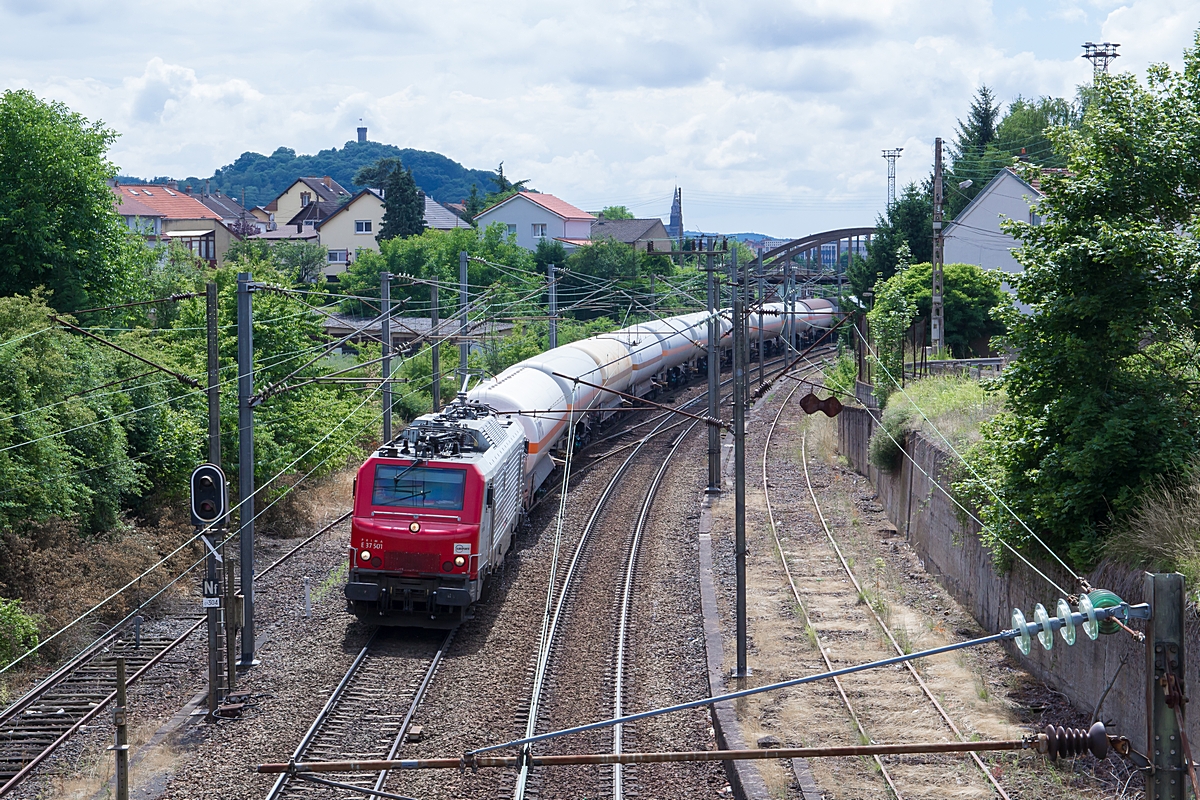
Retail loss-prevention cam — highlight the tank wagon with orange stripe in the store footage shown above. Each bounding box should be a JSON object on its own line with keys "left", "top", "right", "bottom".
{"left": 344, "top": 300, "right": 836, "bottom": 626}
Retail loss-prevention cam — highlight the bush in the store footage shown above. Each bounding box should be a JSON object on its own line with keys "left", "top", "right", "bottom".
{"left": 0, "top": 598, "right": 38, "bottom": 667}
{"left": 823, "top": 351, "right": 857, "bottom": 397}
{"left": 868, "top": 406, "right": 912, "bottom": 473}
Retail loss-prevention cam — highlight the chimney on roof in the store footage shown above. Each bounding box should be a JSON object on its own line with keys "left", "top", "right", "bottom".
{"left": 322, "top": 176, "right": 332, "bottom": 188}
{"left": 184, "top": 184, "right": 192, "bottom": 194}
{"left": 168, "top": 179, "right": 178, "bottom": 191}
{"left": 205, "top": 179, "right": 211, "bottom": 196}
{"left": 357, "top": 126, "right": 367, "bottom": 144}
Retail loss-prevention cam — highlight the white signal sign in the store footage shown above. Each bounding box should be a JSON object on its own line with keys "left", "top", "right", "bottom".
{"left": 203, "top": 579, "right": 220, "bottom": 598}
{"left": 202, "top": 597, "right": 221, "bottom": 608}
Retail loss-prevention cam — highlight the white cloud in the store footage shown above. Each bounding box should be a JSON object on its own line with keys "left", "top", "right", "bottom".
{"left": 0, "top": 0, "right": 1195, "bottom": 235}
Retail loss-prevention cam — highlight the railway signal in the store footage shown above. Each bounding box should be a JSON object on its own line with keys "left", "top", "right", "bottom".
{"left": 189, "top": 463, "right": 228, "bottom": 527}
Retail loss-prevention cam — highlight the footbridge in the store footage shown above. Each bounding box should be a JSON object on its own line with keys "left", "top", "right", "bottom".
{"left": 761, "top": 226, "right": 875, "bottom": 282}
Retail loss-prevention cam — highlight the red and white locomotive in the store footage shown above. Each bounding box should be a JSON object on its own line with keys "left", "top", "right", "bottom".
{"left": 344, "top": 298, "right": 836, "bottom": 627}
{"left": 344, "top": 404, "right": 526, "bottom": 627}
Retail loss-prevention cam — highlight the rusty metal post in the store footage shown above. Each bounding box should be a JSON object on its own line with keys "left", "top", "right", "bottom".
{"left": 1147, "top": 572, "right": 1187, "bottom": 800}
{"left": 112, "top": 657, "right": 129, "bottom": 800}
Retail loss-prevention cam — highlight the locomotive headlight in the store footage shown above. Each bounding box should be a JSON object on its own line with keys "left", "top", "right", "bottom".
{"left": 454, "top": 555, "right": 466, "bottom": 567}
{"left": 409, "top": 521, "right": 420, "bottom": 533}
{"left": 360, "top": 549, "right": 372, "bottom": 562}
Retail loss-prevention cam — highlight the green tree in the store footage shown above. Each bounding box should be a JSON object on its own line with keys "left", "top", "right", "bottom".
{"left": 865, "top": 272, "right": 916, "bottom": 404}
{"left": 379, "top": 163, "right": 425, "bottom": 241}
{"left": 274, "top": 240, "right": 328, "bottom": 284}
{"left": 353, "top": 157, "right": 402, "bottom": 190}
{"left": 598, "top": 205, "right": 634, "bottom": 219}
{"left": 852, "top": 182, "right": 932, "bottom": 299}
{"left": 957, "top": 34, "right": 1200, "bottom": 568}
{"left": 946, "top": 91, "right": 1081, "bottom": 217}
{"left": 562, "top": 239, "right": 640, "bottom": 320}
{"left": 880, "top": 261, "right": 1007, "bottom": 357}
{"left": 0, "top": 90, "right": 134, "bottom": 311}
{"left": 463, "top": 184, "right": 485, "bottom": 223}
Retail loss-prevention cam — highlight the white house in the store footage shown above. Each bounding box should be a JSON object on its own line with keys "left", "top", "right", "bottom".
{"left": 315, "top": 190, "right": 385, "bottom": 276}
{"left": 473, "top": 192, "right": 595, "bottom": 251}
{"left": 316, "top": 190, "right": 474, "bottom": 277}
{"left": 944, "top": 166, "right": 1046, "bottom": 308}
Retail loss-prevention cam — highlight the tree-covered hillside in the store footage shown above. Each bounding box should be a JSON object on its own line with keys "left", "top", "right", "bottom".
{"left": 141, "top": 140, "right": 498, "bottom": 209}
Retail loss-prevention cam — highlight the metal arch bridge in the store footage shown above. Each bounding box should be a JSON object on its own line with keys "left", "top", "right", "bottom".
{"left": 760, "top": 226, "right": 875, "bottom": 275}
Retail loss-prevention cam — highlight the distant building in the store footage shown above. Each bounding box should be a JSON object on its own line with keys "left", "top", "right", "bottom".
{"left": 113, "top": 182, "right": 240, "bottom": 264}
{"left": 590, "top": 217, "right": 672, "bottom": 253}
{"left": 314, "top": 190, "right": 385, "bottom": 276}
{"left": 312, "top": 190, "right": 473, "bottom": 279}
{"left": 186, "top": 183, "right": 262, "bottom": 234}
{"left": 943, "top": 166, "right": 1046, "bottom": 309}
{"left": 112, "top": 188, "right": 164, "bottom": 240}
{"left": 666, "top": 187, "right": 683, "bottom": 241}
{"left": 265, "top": 176, "right": 353, "bottom": 232}
{"left": 473, "top": 192, "right": 595, "bottom": 251}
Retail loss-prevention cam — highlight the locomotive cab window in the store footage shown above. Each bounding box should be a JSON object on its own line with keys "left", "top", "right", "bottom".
{"left": 372, "top": 464, "right": 467, "bottom": 510}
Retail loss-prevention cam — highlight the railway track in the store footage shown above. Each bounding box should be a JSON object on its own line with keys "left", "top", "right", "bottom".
{"left": 512, "top": 374, "right": 725, "bottom": 800}
{"left": 0, "top": 511, "right": 352, "bottom": 797}
{"left": 265, "top": 628, "right": 452, "bottom": 800}
{"left": 0, "top": 622, "right": 203, "bottom": 795}
{"left": 760, "top": 376, "right": 1010, "bottom": 799}
{"left": 513, "top": 346, "right": 836, "bottom": 800}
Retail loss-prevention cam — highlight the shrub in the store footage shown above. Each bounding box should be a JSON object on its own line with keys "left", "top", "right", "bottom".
{"left": 0, "top": 598, "right": 38, "bottom": 667}
{"left": 868, "top": 406, "right": 912, "bottom": 472}
{"left": 823, "top": 351, "right": 857, "bottom": 397}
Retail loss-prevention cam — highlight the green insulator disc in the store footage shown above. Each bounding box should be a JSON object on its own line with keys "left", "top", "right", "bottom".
{"left": 1057, "top": 598, "right": 1076, "bottom": 645}
{"left": 1012, "top": 607, "right": 1032, "bottom": 655}
{"left": 1034, "top": 603, "right": 1054, "bottom": 650}
{"left": 1078, "top": 593, "right": 1099, "bottom": 641}
{"left": 1088, "top": 589, "right": 1124, "bottom": 635}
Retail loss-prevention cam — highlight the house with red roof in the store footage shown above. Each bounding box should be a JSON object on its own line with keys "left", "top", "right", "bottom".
{"left": 113, "top": 182, "right": 241, "bottom": 264}
{"left": 473, "top": 191, "right": 595, "bottom": 251}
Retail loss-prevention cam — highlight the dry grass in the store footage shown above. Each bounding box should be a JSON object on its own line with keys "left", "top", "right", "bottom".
{"left": 1106, "top": 470, "right": 1200, "bottom": 591}
{"left": 883, "top": 375, "right": 1006, "bottom": 450}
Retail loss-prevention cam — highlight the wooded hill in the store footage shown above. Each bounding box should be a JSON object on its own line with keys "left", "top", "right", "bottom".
{"left": 127, "top": 140, "right": 497, "bottom": 209}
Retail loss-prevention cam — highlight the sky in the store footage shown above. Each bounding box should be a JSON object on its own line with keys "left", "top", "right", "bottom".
{"left": 2, "top": 0, "right": 1197, "bottom": 238}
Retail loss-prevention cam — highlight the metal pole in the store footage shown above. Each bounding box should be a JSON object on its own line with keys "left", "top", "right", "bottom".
{"left": 236, "top": 272, "right": 257, "bottom": 667}
{"left": 932, "top": 137, "right": 946, "bottom": 354}
{"left": 381, "top": 272, "right": 392, "bottom": 442}
{"left": 113, "top": 657, "right": 128, "bottom": 800}
{"left": 458, "top": 251, "right": 469, "bottom": 387}
{"left": 757, "top": 252, "right": 764, "bottom": 385}
{"left": 732, "top": 247, "right": 747, "bottom": 680}
{"left": 1147, "top": 572, "right": 1187, "bottom": 800}
{"left": 431, "top": 278, "right": 440, "bottom": 412}
{"left": 706, "top": 245, "right": 720, "bottom": 493}
{"left": 204, "top": 281, "right": 223, "bottom": 712}
{"left": 206, "top": 282, "right": 220, "bottom": 465}
{"left": 650, "top": 270, "right": 656, "bottom": 314}
{"left": 548, "top": 262, "right": 558, "bottom": 350}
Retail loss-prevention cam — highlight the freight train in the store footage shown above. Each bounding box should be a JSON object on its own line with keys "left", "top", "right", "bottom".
{"left": 344, "top": 299, "right": 836, "bottom": 626}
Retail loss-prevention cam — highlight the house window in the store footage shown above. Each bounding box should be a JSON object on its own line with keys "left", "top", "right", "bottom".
{"left": 301, "top": 192, "right": 313, "bottom": 207}
{"left": 532, "top": 223, "right": 547, "bottom": 239}
{"left": 356, "top": 220, "right": 373, "bottom": 234}
{"left": 328, "top": 250, "right": 348, "bottom": 264}
{"left": 506, "top": 224, "right": 517, "bottom": 237}
{"left": 1029, "top": 210, "right": 1043, "bottom": 226}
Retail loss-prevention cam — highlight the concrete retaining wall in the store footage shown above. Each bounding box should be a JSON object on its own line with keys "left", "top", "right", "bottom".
{"left": 838, "top": 405, "right": 1200, "bottom": 754}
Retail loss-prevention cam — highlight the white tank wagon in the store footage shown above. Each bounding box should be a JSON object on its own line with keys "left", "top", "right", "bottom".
{"left": 467, "top": 367, "right": 568, "bottom": 500}
{"left": 598, "top": 324, "right": 664, "bottom": 399}
{"left": 559, "top": 338, "right": 632, "bottom": 421}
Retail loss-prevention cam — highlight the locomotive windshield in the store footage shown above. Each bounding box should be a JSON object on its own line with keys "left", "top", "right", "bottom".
{"left": 372, "top": 464, "right": 467, "bottom": 511}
